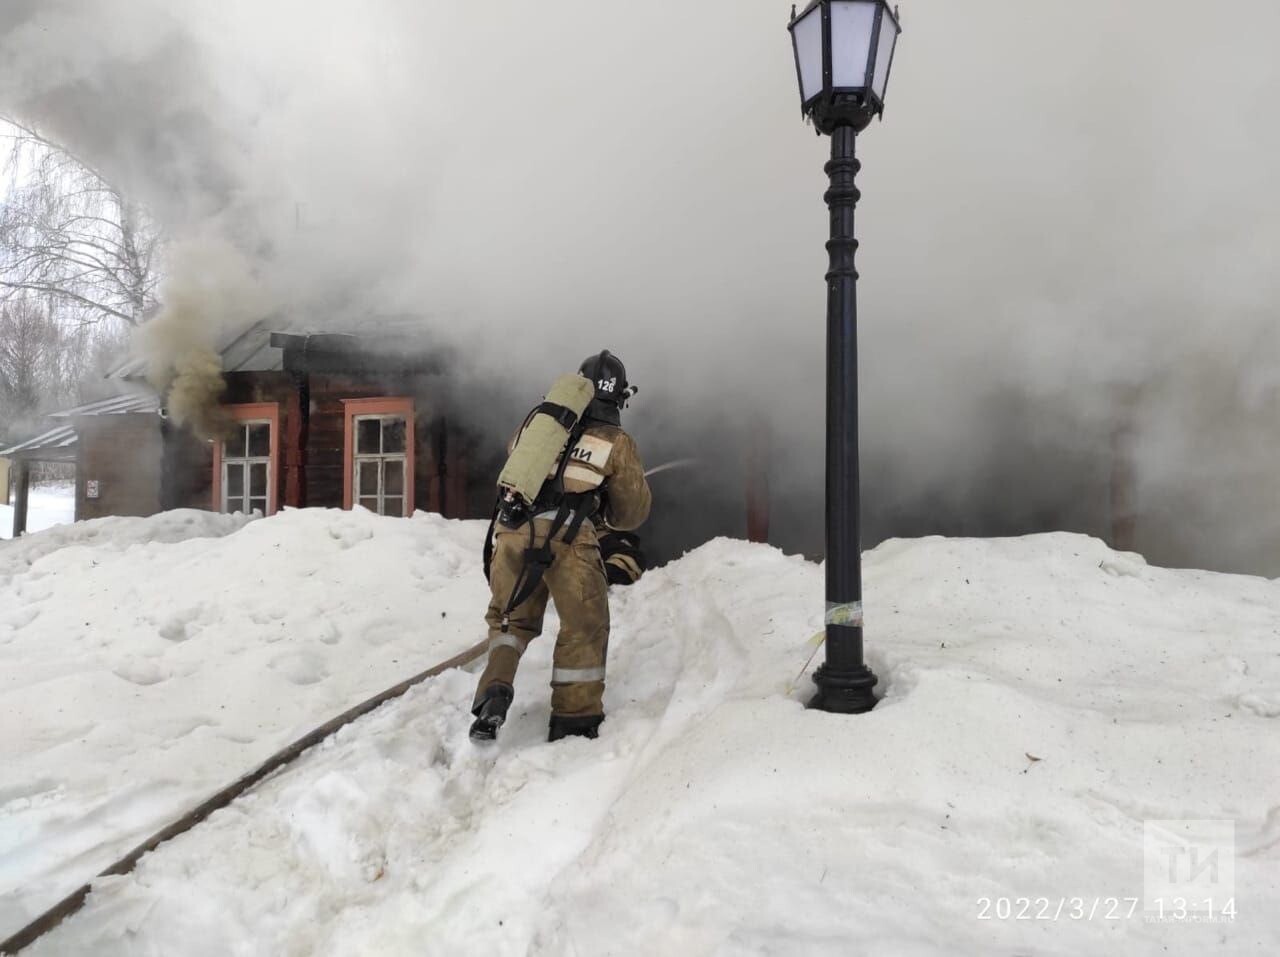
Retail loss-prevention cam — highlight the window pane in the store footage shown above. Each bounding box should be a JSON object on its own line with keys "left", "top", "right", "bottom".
{"left": 357, "top": 418, "right": 381, "bottom": 454}
{"left": 224, "top": 426, "right": 247, "bottom": 460}
{"left": 358, "top": 461, "right": 379, "bottom": 495}
{"left": 226, "top": 463, "right": 245, "bottom": 500}
{"left": 383, "top": 460, "right": 404, "bottom": 495}
{"left": 383, "top": 496, "right": 403, "bottom": 517}
{"left": 358, "top": 496, "right": 379, "bottom": 511}
{"left": 250, "top": 463, "right": 268, "bottom": 497}
{"left": 382, "top": 417, "right": 406, "bottom": 454}
{"left": 249, "top": 497, "right": 268, "bottom": 515}
{"left": 247, "top": 423, "right": 271, "bottom": 458}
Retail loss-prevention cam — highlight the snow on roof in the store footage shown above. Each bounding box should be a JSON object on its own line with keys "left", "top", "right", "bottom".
{"left": 108, "top": 320, "right": 285, "bottom": 380}
{"left": 48, "top": 393, "right": 161, "bottom": 418}
{"left": 107, "top": 315, "right": 435, "bottom": 381}
{"left": 0, "top": 423, "right": 78, "bottom": 458}
{"left": 106, "top": 354, "right": 147, "bottom": 380}
{"left": 0, "top": 392, "right": 161, "bottom": 459}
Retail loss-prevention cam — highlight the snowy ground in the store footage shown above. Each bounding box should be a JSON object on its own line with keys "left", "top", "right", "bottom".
{"left": 0, "top": 482, "right": 76, "bottom": 540}
{"left": 2, "top": 510, "right": 1279, "bottom": 955}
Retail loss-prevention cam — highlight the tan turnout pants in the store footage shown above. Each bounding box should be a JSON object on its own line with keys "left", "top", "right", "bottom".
{"left": 473, "top": 521, "right": 610, "bottom": 718}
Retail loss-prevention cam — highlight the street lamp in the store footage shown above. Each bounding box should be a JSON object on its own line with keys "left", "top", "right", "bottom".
{"left": 788, "top": 0, "right": 901, "bottom": 714}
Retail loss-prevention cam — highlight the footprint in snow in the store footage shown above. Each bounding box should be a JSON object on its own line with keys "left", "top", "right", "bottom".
{"left": 361, "top": 618, "right": 401, "bottom": 647}
{"left": 1099, "top": 556, "right": 1145, "bottom": 578}
{"left": 1238, "top": 692, "right": 1280, "bottom": 719}
{"left": 112, "top": 660, "right": 169, "bottom": 686}
{"left": 158, "top": 618, "right": 190, "bottom": 642}
{"left": 1, "top": 606, "right": 41, "bottom": 630}
{"left": 155, "top": 603, "right": 222, "bottom": 642}
{"left": 216, "top": 729, "right": 257, "bottom": 745}
{"left": 0, "top": 777, "right": 63, "bottom": 810}
{"left": 270, "top": 651, "right": 329, "bottom": 686}
{"left": 327, "top": 523, "right": 374, "bottom": 548}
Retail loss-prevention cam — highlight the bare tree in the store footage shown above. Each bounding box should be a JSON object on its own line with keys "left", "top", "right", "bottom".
{"left": 0, "top": 295, "right": 126, "bottom": 427}
{"left": 0, "top": 117, "right": 160, "bottom": 328}
{"left": 0, "top": 298, "right": 64, "bottom": 421}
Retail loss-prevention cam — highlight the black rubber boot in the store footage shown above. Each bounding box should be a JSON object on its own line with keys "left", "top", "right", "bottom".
{"left": 548, "top": 714, "right": 604, "bottom": 742}
{"left": 469, "top": 684, "right": 514, "bottom": 742}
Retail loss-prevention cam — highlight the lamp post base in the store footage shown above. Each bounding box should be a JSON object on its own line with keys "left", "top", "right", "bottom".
{"left": 807, "top": 663, "right": 879, "bottom": 714}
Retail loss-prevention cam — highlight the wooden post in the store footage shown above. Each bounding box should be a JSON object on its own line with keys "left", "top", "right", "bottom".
{"left": 283, "top": 376, "right": 308, "bottom": 508}
{"left": 427, "top": 419, "right": 446, "bottom": 514}
{"left": 444, "top": 432, "right": 466, "bottom": 519}
{"left": 12, "top": 459, "right": 30, "bottom": 538}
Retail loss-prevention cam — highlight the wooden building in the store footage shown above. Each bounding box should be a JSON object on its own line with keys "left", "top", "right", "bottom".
{"left": 2, "top": 323, "right": 499, "bottom": 537}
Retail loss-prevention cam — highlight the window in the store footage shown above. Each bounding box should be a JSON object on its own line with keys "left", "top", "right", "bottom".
{"left": 354, "top": 415, "right": 407, "bottom": 516}
{"left": 222, "top": 420, "right": 272, "bottom": 514}
{"left": 211, "top": 403, "right": 280, "bottom": 516}
{"left": 342, "top": 398, "right": 415, "bottom": 517}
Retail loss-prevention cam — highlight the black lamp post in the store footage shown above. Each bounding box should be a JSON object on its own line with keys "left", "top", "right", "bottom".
{"left": 788, "top": 0, "right": 901, "bottom": 714}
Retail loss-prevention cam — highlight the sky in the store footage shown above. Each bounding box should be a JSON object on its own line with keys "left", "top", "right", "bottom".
{"left": 0, "top": 0, "right": 1277, "bottom": 573}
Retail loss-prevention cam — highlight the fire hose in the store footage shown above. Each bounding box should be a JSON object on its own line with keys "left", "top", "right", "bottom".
{"left": 0, "top": 638, "right": 491, "bottom": 955}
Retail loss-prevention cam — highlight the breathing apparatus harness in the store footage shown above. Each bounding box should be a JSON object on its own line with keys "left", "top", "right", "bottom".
{"left": 485, "top": 352, "right": 637, "bottom": 634}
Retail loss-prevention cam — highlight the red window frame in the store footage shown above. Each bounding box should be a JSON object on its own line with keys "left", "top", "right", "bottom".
{"left": 211, "top": 403, "right": 281, "bottom": 516}
{"left": 342, "top": 397, "right": 415, "bottom": 515}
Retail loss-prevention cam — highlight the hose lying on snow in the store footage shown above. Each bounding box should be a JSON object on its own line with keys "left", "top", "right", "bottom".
{"left": 0, "top": 637, "right": 491, "bottom": 956}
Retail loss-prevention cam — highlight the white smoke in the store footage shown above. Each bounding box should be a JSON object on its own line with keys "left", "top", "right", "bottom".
{"left": 1, "top": 0, "right": 1277, "bottom": 572}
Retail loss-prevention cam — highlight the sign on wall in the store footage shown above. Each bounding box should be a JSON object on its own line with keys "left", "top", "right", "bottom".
{"left": 86, "top": 480, "right": 100, "bottom": 500}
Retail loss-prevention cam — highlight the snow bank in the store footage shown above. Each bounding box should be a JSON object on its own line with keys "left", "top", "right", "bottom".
{"left": 6, "top": 517, "right": 1280, "bottom": 955}
{"left": 0, "top": 508, "right": 489, "bottom": 938}
{"left": 0, "top": 508, "right": 249, "bottom": 582}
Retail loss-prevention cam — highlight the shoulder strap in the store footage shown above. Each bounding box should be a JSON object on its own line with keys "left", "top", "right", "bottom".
{"left": 482, "top": 494, "right": 501, "bottom": 583}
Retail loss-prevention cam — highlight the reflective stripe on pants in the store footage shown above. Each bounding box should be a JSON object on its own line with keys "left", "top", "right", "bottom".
{"left": 474, "top": 522, "right": 610, "bottom": 717}
{"left": 551, "top": 666, "right": 606, "bottom": 684}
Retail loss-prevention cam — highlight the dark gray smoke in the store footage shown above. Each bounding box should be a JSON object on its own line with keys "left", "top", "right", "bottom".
{"left": 2, "top": 1, "right": 1277, "bottom": 573}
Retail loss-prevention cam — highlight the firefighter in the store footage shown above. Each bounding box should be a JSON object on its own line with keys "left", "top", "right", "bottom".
{"left": 471, "top": 351, "right": 651, "bottom": 742}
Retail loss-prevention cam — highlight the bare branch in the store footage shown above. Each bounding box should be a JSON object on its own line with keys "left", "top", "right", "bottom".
{"left": 1, "top": 116, "right": 160, "bottom": 331}
{"left": 0, "top": 281, "right": 137, "bottom": 325}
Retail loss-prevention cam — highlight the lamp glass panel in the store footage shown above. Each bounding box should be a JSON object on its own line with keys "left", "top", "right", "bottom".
{"left": 829, "top": 1, "right": 877, "bottom": 89}
{"left": 791, "top": 6, "right": 824, "bottom": 103}
{"left": 872, "top": 10, "right": 899, "bottom": 100}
